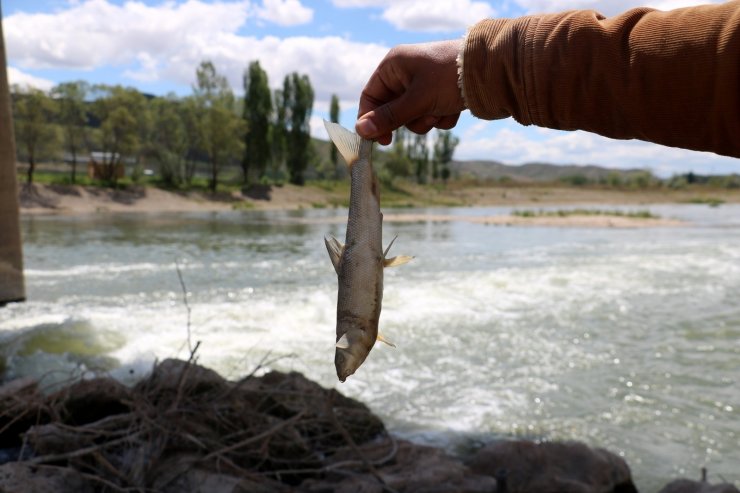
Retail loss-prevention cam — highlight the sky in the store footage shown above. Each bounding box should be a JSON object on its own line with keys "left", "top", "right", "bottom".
{"left": 3, "top": 0, "right": 738, "bottom": 176}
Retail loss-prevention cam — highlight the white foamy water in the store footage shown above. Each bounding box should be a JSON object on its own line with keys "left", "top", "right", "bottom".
{"left": 1, "top": 206, "right": 739, "bottom": 491}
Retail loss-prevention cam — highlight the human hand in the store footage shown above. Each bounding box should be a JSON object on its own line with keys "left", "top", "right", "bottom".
{"left": 355, "top": 40, "right": 466, "bottom": 145}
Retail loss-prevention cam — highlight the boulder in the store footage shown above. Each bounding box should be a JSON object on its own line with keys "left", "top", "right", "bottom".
{"left": 0, "top": 462, "right": 93, "bottom": 493}
{"left": 468, "top": 439, "right": 637, "bottom": 493}
{"left": 658, "top": 478, "right": 740, "bottom": 493}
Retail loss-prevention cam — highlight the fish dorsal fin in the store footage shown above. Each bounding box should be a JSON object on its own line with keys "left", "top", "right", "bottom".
{"left": 324, "top": 235, "right": 344, "bottom": 275}
{"left": 336, "top": 333, "right": 350, "bottom": 349}
{"left": 324, "top": 120, "right": 361, "bottom": 167}
{"left": 377, "top": 332, "right": 396, "bottom": 348}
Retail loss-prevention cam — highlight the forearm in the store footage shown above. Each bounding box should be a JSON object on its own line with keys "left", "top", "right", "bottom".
{"left": 461, "top": 2, "right": 740, "bottom": 158}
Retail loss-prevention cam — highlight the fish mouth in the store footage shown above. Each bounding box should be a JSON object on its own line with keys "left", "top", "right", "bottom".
{"left": 335, "top": 350, "right": 356, "bottom": 382}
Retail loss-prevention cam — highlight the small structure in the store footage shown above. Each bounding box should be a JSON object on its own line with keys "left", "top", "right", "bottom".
{"left": 87, "top": 151, "right": 125, "bottom": 180}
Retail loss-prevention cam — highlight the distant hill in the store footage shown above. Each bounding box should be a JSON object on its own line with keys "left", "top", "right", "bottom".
{"left": 313, "top": 136, "right": 648, "bottom": 182}
{"left": 449, "top": 160, "right": 649, "bottom": 182}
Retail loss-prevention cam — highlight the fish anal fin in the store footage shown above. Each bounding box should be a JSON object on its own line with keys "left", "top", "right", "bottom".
{"left": 336, "top": 333, "right": 350, "bottom": 349}
{"left": 324, "top": 235, "right": 344, "bottom": 275}
{"left": 384, "top": 255, "right": 413, "bottom": 268}
{"left": 377, "top": 332, "right": 396, "bottom": 348}
{"left": 324, "top": 120, "right": 361, "bottom": 167}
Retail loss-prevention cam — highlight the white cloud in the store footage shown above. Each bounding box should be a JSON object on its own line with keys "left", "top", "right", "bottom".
{"left": 5, "top": 0, "right": 250, "bottom": 70}
{"left": 514, "top": 0, "right": 721, "bottom": 15}
{"left": 4, "top": 0, "right": 387, "bottom": 106}
{"left": 333, "top": 0, "right": 495, "bottom": 32}
{"left": 256, "top": 0, "right": 313, "bottom": 26}
{"left": 6, "top": 66, "right": 55, "bottom": 91}
{"left": 383, "top": 0, "right": 495, "bottom": 32}
{"left": 456, "top": 126, "right": 740, "bottom": 176}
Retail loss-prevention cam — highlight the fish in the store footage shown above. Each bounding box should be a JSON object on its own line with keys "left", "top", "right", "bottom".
{"left": 323, "top": 120, "right": 412, "bottom": 382}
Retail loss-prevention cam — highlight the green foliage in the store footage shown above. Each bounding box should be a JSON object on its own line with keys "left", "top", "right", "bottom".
{"left": 90, "top": 85, "right": 150, "bottom": 185}
{"left": 12, "top": 86, "right": 60, "bottom": 184}
{"left": 193, "top": 61, "right": 246, "bottom": 193}
{"left": 407, "top": 132, "right": 428, "bottom": 184}
{"left": 52, "top": 81, "right": 89, "bottom": 184}
{"left": 242, "top": 61, "right": 272, "bottom": 184}
{"left": 511, "top": 208, "right": 660, "bottom": 219}
{"left": 329, "top": 94, "right": 340, "bottom": 178}
{"left": 433, "top": 130, "right": 459, "bottom": 183}
{"left": 271, "top": 89, "right": 287, "bottom": 180}
{"left": 283, "top": 73, "right": 314, "bottom": 186}
{"left": 684, "top": 197, "right": 725, "bottom": 207}
{"left": 149, "top": 95, "right": 189, "bottom": 187}
{"left": 560, "top": 174, "right": 588, "bottom": 186}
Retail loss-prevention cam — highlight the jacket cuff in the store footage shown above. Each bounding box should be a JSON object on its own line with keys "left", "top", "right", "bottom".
{"left": 460, "top": 17, "right": 536, "bottom": 124}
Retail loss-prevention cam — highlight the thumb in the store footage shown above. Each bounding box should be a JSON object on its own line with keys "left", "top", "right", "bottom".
{"left": 356, "top": 91, "right": 425, "bottom": 140}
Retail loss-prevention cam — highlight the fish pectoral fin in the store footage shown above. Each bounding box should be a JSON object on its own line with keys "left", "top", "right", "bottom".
{"left": 377, "top": 332, "right": 396, "bottom": 348}
{"left": 324, "top": 120, "right": 361, "bottom": 167}
{"left": 336, "top": 333, "right": 350, "bottom": 349}
{"left": 383, "top": 255, "right": 413, "bottom": 268}
{"left": 324, "top": 235, "right": 344, "bottom": 275}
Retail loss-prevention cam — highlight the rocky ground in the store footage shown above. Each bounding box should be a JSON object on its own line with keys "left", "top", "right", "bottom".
{"left": 0, "top": 358, "right": 736, "bottom": 493}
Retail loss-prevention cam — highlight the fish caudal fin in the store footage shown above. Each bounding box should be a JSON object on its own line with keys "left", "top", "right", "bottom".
{"left": 324, "top": 120, "right": 361, "bottom": 167}
{"left": 383, "top": 235, "right": 413, "bottom": 268}
{"left": 324, "top": 235, "right": 344, "bottom": 275}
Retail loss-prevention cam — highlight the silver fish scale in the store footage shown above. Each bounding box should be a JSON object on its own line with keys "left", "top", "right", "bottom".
{"left": 337, "top": 140, "right": 384, "bottom": 328}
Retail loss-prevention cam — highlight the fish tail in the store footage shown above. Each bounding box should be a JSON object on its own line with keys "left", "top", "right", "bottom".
{"left": 324, "top": 120, "right": 361, "bottom": 167}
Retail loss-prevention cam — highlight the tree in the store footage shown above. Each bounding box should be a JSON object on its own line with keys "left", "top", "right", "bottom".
{"left": 271, "top": 88, "right": 287, "bottom": 181}
{"left": 90, "top": 85, "right": 148, "bottom": 185}
{"left": 12, "top": 86, "right": 59, "bottom": 184}
{"left": 283, "top": 73, "right": 314, "bottom": 186}
{"left": 180, "top": 96, "right": 204, "bottom": 185}
{"left": 408, "top": 133, "right": 428, "bottom": 184}
{"left": 433, "top": 130, "right": 459, "bottom": 183}
{"left": 379, "top": 127, "right": 412, "bottom": 185}
{"left": 150, "top": 95, "right": 188, "bottom": 186}
{"left": 242, "top": 61, "right": 272, "bottom": 185}
{"left": 329, "top": 93, "right": 340, "bottom": 179}
{"left": 193, "top": 61, "right": 245, "bottom": 193}
{"left": 0, "top": 9, "right": 26, "bottom": 304}
{"left": 52, "top": 81, "right": 89, "bottom": 184}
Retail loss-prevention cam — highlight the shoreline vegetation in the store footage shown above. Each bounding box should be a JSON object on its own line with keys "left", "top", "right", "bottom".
{"left": 18, "top": 179, "right": 740, "bottom": 227}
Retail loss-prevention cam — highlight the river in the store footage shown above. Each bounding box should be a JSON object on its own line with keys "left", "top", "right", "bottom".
{"left": 1, "top": 204, "right": 738, "bottom": 491}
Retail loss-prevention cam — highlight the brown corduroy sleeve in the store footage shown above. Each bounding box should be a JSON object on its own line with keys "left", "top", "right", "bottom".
{"left": 461, "top": 2, "right": 740, "bottom": 158}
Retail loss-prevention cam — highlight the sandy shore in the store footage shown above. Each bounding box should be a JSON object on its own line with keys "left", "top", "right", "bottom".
{"left": 17, "top": 182, "right": 730, "bottom": 227}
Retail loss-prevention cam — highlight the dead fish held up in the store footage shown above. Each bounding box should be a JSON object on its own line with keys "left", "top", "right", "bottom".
{"left": 323, "top": 120, "right": 412, "bottom": 382}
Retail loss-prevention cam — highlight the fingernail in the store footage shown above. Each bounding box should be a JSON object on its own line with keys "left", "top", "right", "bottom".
{"left": 356, "top": 118, "right": 377, "bottom": 137}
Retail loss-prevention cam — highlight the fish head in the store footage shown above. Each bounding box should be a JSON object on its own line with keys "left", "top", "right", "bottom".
{"left": 335, "top": 348, "right": 359, "bottom": 383}
{"left": 334, "top": 320, "right": 374, "bottom": 382}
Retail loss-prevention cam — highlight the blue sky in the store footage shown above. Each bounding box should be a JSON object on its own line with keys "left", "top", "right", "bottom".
{"left": 4, "top": 0, "right": 738, "bottom": 176}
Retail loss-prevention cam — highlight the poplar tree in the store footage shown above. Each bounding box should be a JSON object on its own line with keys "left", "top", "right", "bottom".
{"left": 283, "top": 73, "right": 314, "bottom": 186}
{"left": 408, "top": 133, "right": 428, "bottom": 184}
{"left": 433, "top": 130, "right": 459, "bottom": 183}
{"left": 329, "top": 94, "right": 340, "bottom": 179}
{"left": 271, "top": 88, "right": 287, "bottom": 180}
{"left": 242, "top": 61, "right": 272, "bottom": 184}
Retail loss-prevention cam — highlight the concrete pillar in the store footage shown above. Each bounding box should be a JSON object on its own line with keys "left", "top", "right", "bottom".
{"left": 0, "top": 6, "right": 26, "bottom": 305}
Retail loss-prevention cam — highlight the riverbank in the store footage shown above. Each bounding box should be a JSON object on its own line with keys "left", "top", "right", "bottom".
{"left": 1, "top": 357, "right": 731, "bottom": 493}
{"left": 19, "top": 181, "right": 737, "bottom": 226}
